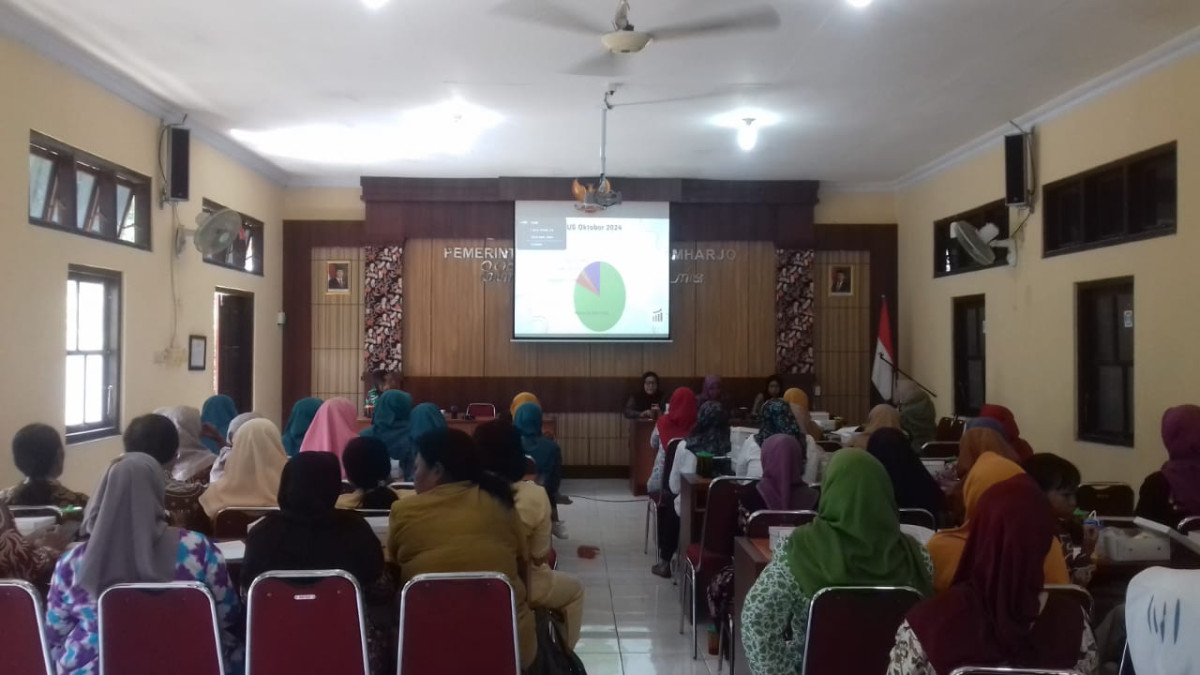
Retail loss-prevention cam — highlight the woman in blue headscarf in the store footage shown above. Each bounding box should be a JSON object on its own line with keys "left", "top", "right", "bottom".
{"left": 409, "top": 403, "right": 447, "bottom": 446}
{"left": 200, "top": 395, "right": 238, "bottom": 454}
{"left": 361, "top": 390, "right": 414, "bottom": 478}
{"left": 514, "top": 402, "right": 567, "bottom": 539}
{"left": 281, "top": 398, "right": 323, "bottom": 458}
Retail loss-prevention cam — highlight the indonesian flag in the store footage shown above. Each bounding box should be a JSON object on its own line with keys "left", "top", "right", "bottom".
{"left": 871, "top": 302, "right": 895, "bottom": 401}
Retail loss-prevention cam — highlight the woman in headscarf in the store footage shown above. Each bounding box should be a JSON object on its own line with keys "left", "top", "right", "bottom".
{"left": 669, "top": 402, "right": 733, "bottom": 510}
{"left": 850, "top": 404, "right": 904, "bottom": 449}
{"left": 123, "top": 414, "right": 209, "bottom": 533}
{"left": 697, "top": 374, "right": 730, "bottom": 410}
{"left": 242, "top": 451, "right": 392, "bottom": 673}
{"left": 894, "top": 379, "right": 937, "bottom": 455}
{"left": 200, "top": 394, "right": 239, "bottom": 453}
{"left": 1, "top": 423, "right": 88, "bottom": 509}
{"left": 784, "top": 387, "right": 826, "bottom": 443}
{"left": 337, "top": 437, "right": 402, "bottom": 510}
{"left": 742, "top": 449, "right": 933, "bottom": 674}
{"left": 623, "top": 372, "right": 667, "bottom": 419}
{"left": 387, "top": 428, "right": 536, "bottom": 670}
{"left": 954, "top": 427, "right": 1020, "bottom": 479}
{"left": 154, "top": 406, "right": 218, "bottom": 483}
{"left": 868, "top": 427, "right": 946, "bottom": 519}
{"left": 475, "top": 419, "right": 586, "bottom": 651}
{"left": 301, "top": 398, "right": 361, "bottom": 473}
{"left": 45, "top": 453, "right": 243, "bottom": 674}
{"left": 281, "top": 397, "right": 323, "bottom": 458}
{"left": 1154, "top": 404, "right": 1200, "bottom": 521}
{"left": 510, "top": 391, "right": 541, "bottom": 418}
{"left": 409, "top": 402, "right": 447, "bottom": 446}
{"left": 978, "top": 403, "right": 1035, "bottom": 460}
{"left": 889, "top": 475, "right": 1097, "bottom": 675}
{"left": 927, "top": 452, "right": 1070, "bottom": 593}
{"left": 514, "top": 402, "right": 567, "bottom": 539}
{"left": 208, "top": 411, "right": 263, "bottom": 483}
{"left": 361, "top": 390, "right": 415, "bottom": 479}
{"left": 648, "top": 387, "right": 698, "bottom": 494}
{"left": 199, "top": 418, "right": 288, "bottom": 520}
{"left": 751, "top": 375, "right": 784, "bottom": 416}
{"left": 733, "top": 398, "right": 806, "bottom": 478}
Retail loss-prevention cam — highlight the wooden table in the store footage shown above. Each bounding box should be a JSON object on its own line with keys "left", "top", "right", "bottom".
{"left": 733, "top": 537, "right": 772, "bottom": 675}
{"left": 678, "top": 474, "right": 712, "bottom": 561}
{"left": 628, "top": 419, "right": 656, "bottom": 496}
{"left": 1088, "top": 540, "right": 1200, "bottom": 620}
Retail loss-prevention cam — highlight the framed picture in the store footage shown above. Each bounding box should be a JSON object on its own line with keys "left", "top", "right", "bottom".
{"left": 188, "top": 335, "right": 207, "bottom": 371}
{"left": 829, "top": 266, "right": 854, "bottom": 296}
{"left": 326, "top": 261, "right": 351, "bottom": 295}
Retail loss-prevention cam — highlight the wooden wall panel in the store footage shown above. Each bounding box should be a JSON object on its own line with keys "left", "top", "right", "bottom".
{"left": 310, "top": 247, "right": 365, "bottom": 413}
{"left": 644, "top": 257, "right": 696, "bottom": 376}
{"left": 402, "top": 241, "right": 433, "bottom": 376}
{"left": 813, "top": 251, "right": 872, "bottom": 423}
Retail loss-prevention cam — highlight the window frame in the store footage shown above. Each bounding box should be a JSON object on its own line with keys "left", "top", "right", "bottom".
{"left": 201, "top": 198, "right": 265, "bottom": 276}
{"left": 28, "top": 131, "right": 152, "bottom": 251}
{"left": 65, "top": 266, "right": 123, "bottom": 444}
{"left": 932, "top": 199, "right": 1011, "bottom": 278}
{"left": 1044, "top": 143, "right": 1176, "bottom": 257}
{"left": 1076, "top": 277, "right": 1134, "bottom": 447}
{"left": 952, "top": 294, "right": 987, "bottom": 417}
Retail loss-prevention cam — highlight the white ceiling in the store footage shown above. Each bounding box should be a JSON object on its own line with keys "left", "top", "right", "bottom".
{"left": 5, "top": 0, "right": 1200, "bottom": 185}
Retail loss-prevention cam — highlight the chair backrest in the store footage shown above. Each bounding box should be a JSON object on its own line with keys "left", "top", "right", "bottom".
{"left": 949, "top": 669, "right": 1082, "bottom": 675}
{"left": 656, "top": 438, "right": 684, "bottom": 504}
{"left": 466, "top": 403, "right": 496, "bottom": 419}
{"left": 1179, "top": 515, "right": 1200, "bottom": 534}
{"left": 936, "top": 416, "right": 965, "bottom": 441}
{"left": 1076, "top": 482, "right": 1135, "bottom": 517}
{"left": 745, "top": 510, "right": 817, "bottom": 539}
{"left": 7, "top": 505, "right": 64, "bottom": 522}
{"left": 696, "top": 477, "right": 760, "bottom": 571}
{"left": 817, "top": 440, "right": 841, "bottom": 454}
{"left": 921, "top": 441, "right": 960, "bottom": 459}
{"left": 1045, "top": 583, "right": 1093, "bottom": 618}
{"left": 0, "top": 580, "right": 53, "bottom": 675}
{"left": 524, "top": 455, "right": 538, "bottom": 477}
{"left": 801, "top": 586, "right": 922, "bottom": 675}
{"left": 898, "top": 508, "right": 937, "bottom": 531}
{"left": 398, "top": 572, "right": 519, "bottom": 675}
{"left": 354, "top": 509, "right": 392, "bottom": 517}
{"left": 389, "top": 482, "right": 415, "bottom": 491}
{"left": 98, "top": 582, "right": 224, "bottom": 675}
{"left": 246, "top": 570, "right": 368, "bottom": 675}
{"left": 212, "top": 506, "right": 280, "bottom": 539}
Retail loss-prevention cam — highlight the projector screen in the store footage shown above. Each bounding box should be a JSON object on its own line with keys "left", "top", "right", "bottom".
{"left": 513, "top": 201, "right": 670, "bottom": 341}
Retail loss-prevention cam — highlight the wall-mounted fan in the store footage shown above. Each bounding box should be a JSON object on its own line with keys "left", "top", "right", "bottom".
{"left": 176, "top": 209, "right": 241, "bottom": 257}
{"left": 950, "top": 221, "right": 1017, "bottom": 267}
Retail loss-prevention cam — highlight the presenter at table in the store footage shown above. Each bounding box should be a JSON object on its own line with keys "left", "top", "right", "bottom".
{"left": 624, "top": 371, "right": 667, "bottom": 419}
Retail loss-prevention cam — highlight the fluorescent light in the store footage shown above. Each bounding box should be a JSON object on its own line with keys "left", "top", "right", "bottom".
{"left": 847, "top": 0, "right": 873, "bottom": 8}
{"left": 362, "top": 0, "right": 388, "bottom": 9}
{"left": 737, "top": 120, "right": 758, "bottom": 151}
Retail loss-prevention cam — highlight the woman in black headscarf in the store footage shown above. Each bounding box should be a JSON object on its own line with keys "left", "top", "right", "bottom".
{"left": 866, "top": 427, "right": 945, "bottom": 521}
{"left": 624, "top": 371, "right": 668, "bottom": 419}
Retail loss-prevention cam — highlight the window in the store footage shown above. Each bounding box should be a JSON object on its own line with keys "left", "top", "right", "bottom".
{"left": 1044, "top": 143, "right": 1176, "bottom": 256}
{"left": 953, "top": 295, "right": 986, "bottom": 416}
{"left": 201, "top": 199, "right": 264, "bottom": 275}
{"left": 29, "top": 132, "right": 151, "bottom": 249}
{"left": 933, "top": 200, "right": 1010, "bottom": 277}
{"left": 66, "top": 267, "right": 122, "bottom": 443}
{"left": 1077, "top": 278, "right": 1133, "bottom": 446}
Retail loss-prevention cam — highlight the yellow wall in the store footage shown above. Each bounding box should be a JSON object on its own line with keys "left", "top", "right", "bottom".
{"left": 282, "top": 187, "right": 363, "bottom": 221}
{"left": 815, "top": 189, "right": 897, "bottom": 224}
{"left": 896, "top": 49, "right": 1200, "bottom": 484}
{"left": 0, "top": 35, "right": 284, "bottom": 491}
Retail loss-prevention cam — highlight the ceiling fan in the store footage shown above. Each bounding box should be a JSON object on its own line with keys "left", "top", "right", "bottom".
{"left": 492, "top": 0, "right": 782, "bottom": 76}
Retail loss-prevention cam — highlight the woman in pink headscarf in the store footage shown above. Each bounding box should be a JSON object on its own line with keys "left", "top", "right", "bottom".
{"left": 299, "top": 399, "right": 361, "bottom": 476}
{"left": 1138, "top": 405, "right": 1200, "bottom": 526}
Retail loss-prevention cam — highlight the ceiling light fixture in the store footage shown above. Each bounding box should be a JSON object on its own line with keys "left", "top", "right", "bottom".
{"left": 711, "top": 108, "right": 779, "bottom": 152}
{"left": 361, "top": 0, "right": 389, "bottom": 9}
{"left": 846, "top": 0, "right": 873, "bottom": 8}
{"left": 737, "top": 119, "right": 758, "bottom": 151}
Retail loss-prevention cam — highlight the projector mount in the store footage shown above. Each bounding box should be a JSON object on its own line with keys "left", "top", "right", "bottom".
{"left": 572, "top": 89, "right": 623, "bottom": 212}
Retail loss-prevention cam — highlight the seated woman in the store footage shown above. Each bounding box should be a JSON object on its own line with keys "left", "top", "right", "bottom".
{"left": 361, "top": 390, "right": 416, "bottom": 480}
{"left": 514, "top": 402, "right": 567, "bottom": 538}
{"left": 938, "top": 426, "right": 1020, "bottom": 491}
{"left": 669, "top": 401, "right": 733, "bottom": 515}
{"left": 1138, "top": 404, "right": 1200, "bottom": 526}
{"left": 697, "top": 374, "right": 730, "bottom": 411}
{"left": 889, "top": 474, "right": 1098, "bottom": 675}
{"left": 784, "top": 388, "right": 827, "bottom": 448}
{"left": 0, "top": 423, "right": 88, "bottom": 508}
{"left": 850, "top": 404, "right": 904, "bottom": 449}
{"left": 337, "top": 437, "right": 402, "bottom": 510}
{"left": 894, "top": 379, "right": 937, "bottom": 454}
{"left": 1024, "top": 453, "right": 1096, "bottom": 586}
{"left": 386, "top": 428, "right": 536, "bottom": 671}
{"left": 409, "top": 402, "right": 448, "bottom": 447}
{"left": 46, "top": 453, "right": 242, "bottom": 675}
{"left": 154, "top": 407, "right": 219, "bottom": 484}
{"left": 751, "top": 375, "right": 784, "bottom": 416}
{"left": 977, "top": 403, "right": 1035, "bottom": 460}
{"left": 199, "top": 418, "right": 288, "bottom": 520}
{"left": 200, "top": 394, "right": 239, "bottom": 454}
{"left": 623, "top": 372, "right": 666, "bottom": 419}
{"left": 742, "top": 449, "right": 933, "bottom": 674}
{"left": 301, "top": 398, "right": 361, "bottom": 474}
{"left": 733, "top": 399, "right": 820, "bottom": 481}
{"left": 281, "top": 397, "right": 323, "bottom": 458}
{"left": 124, "top": 413, "right": 209, "bottom": 532}
{"left": 0, "top": 501, "right": 70, "bottom": 589}
{"left": 867, "top": 428, "right": 945, "bottom": 521}
{"left": 511, "top": 391, "right": 541, "bottom": 419}
{"left": 209, "top": 412, "right": 263, "bottom": 483}
{"left": 928, "top": 452, "right": 1070, "bottom": 593}
{"left": 242, "top": 452, "right": 393, "bottom": 674}
{"left": 475, "top": 419, "right": 585, "bottom": 651}
{"left": 647, "top": 387, "right": 699, "bottom": 494}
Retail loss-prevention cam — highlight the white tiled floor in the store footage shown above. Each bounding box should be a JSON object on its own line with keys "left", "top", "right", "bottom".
{"left": 555, "top": 479, "right": 725, "bottom": 675}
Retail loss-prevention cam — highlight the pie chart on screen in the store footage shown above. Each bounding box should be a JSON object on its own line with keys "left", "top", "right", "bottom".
{"left": 573, "top": 261, "right": 626, "bottom": 332}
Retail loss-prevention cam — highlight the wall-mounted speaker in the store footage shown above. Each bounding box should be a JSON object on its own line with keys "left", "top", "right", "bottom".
{"left": 168, "top": 127, "right": 190, "bottom": 202}
{"left": 1004, "top": 133, "right": 1029, "bottom": 207}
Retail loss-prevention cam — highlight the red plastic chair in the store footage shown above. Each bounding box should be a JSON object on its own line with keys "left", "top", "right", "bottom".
{"left": 98, "top": 581, "right": 225, "bottom": 675}
{"left": 246, "top": 569, "right": 367, "bottom": 675}
{"left": 801, "top": 586, "right": 923, "bottom": 675}
{"left": 466, "top": 403, "right": 496, "bottom": 419}
{"left": 950, "top": 669, "right": 1080, "bottom": 675}
{"left": 0, "top": 580, "right": 53, "bottom": 675}
{"left": 398, "top": 572, "right": 520, "bottom": 675}
{"left": 645, "top": 437, "right": 683, "bottom": 555}
{"left": 745, "top": 510, "right": 817, "bottom": 539}
{"left": 213, "top": 507, "right": 280, "bottom": 540}
{"left": 680, "top": 476, "right": 760, "bottom": 658}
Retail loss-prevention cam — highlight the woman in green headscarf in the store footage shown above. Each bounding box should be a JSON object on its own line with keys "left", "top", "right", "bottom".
{"left": 409, "top": 403, "right": 447, "bottom": 445}
{"left": 741, "top": 448, "right": 933, "bottom": 674}
{"left": 895, "top": 379, "right": 937, "bottom": 455}
{"left": 281, "top": 398, "right": 323, "bottom": 458}
{"left": 361, "top": 390, "right": 415, "bottom": 479}
{"left": 513, "top": 402, "right": 567, "bottom": 539}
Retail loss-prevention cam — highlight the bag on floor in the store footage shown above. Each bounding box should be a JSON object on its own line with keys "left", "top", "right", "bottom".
{"left": 532, "top": 608, "right": 587, "bottom": 675}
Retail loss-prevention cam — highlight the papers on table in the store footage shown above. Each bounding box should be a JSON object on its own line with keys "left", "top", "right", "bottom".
{"left": 14, "top": 515, "right": 56, "bottom": 536}
{"left": 215, "top": 540, "right": 246, "bottom": 563}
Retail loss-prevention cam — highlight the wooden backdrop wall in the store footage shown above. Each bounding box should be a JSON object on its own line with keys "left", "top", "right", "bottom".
{"left": 813, "top": 250, "right": 872, "bottom": 422}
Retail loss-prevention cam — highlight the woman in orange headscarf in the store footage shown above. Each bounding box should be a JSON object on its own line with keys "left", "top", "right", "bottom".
{"left": 509, "top": 392, "right": 540, "bottom": 418}
{"left": 850, "top": 404, "right": 904, "bottom": 449}
{"left": 926, "top": 452, "right": 1070, "bottom": 593}
{"left": 954, "top": 427, "right": 1021, "bottom": 479}
{"left": 783, "top": 388, "right": 826, "bottom": 442}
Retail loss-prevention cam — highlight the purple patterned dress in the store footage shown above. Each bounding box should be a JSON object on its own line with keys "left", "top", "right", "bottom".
{"left": 45, "top": 529, "right": 244, "bottom": 674}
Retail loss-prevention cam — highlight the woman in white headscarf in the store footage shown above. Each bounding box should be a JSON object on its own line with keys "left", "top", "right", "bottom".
{"left": 44, "top": 453, "right": 243, "bottom": 674}
{"left": 155, "top": 406, "right": 217, "bottom": 483}
{"left": 199, "top": 418, "right": 288, "bottom": 519}
{"left": 208, "top": 411, "right": 263, "bottom": 483}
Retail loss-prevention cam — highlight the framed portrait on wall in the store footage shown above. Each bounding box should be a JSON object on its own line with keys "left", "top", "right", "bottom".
{"left": 188, "top": 335, "right": 207, "bottom": 371}
{"left": 326, "top": 261, "right": 351, "bottom": 295}
{"left": 829, "top": 266, "right": 853, "bottom": 296}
